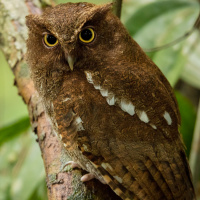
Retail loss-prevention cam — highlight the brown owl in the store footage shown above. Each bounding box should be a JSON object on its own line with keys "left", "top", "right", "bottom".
{"left": 26, "top": 2, "right": 195, "bottom": 200}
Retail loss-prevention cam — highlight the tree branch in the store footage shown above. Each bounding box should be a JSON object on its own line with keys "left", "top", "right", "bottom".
{"left": 112, "top": 0, "right": 123, "bottom": 19}
{"left": 0, "top": 0, "right": 120, "bottom": 199}
{"left": 189, "top": 99, "right": 200, "bottom": 196}
{"left": 144, "top": 2, "right": 200, "bottom": 53}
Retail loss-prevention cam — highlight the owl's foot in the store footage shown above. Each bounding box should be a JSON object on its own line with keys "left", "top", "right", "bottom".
{"left": 65, "top": 161, "right": 81, "bottom": 169}
{"left": 81, "top": 173, "right": 95, "bottom": 182}
{"left": 65, "top": 161, "right": 95, "bottom": 182}
{"left": 64, "top": 161, "right": 104, "bottom": 183}
{"left": 64, "top": 161, "right": 106, "bottom": 184}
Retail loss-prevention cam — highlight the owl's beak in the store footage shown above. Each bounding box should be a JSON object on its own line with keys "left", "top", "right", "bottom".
{"left": 67, "top": 55, "right": 75, "bottom": 71}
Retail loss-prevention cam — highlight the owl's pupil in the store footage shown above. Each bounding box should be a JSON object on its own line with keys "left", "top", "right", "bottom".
{"left": 46, "top": 35, "right": 57, "bottom": 44}
{"left": 81, "top": 29, "right": 92, "bottom": 41}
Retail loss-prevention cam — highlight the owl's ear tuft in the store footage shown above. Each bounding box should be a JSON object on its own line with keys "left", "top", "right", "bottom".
{"left": 77, "top": 3, "right": 113, "bottom": 31}
{"left": 95, "top": 3, "right": 113, "bottom": 15}
{"left": 83, "top": 3, "right": 113, "bottom": 20}
{"left": 89, "top": 3, "right": 113, "bottom": 19}
{"left": 26, "top": 15, "right": 44, "bottom": 31}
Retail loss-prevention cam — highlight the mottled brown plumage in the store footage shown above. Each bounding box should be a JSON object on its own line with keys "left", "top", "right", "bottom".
{"left": 26, "top": 2, "right": 195, "bottom": 200}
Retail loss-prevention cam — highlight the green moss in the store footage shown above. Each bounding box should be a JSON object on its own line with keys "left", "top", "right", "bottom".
{"left": 47, "top": 173, "right": 57, "bottom": 184}
{"left": 67, "top": 173, "right": 94, "bottom": 200}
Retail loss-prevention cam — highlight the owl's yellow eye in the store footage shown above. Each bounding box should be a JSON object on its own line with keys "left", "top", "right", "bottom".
{"left": 44, "top": 34, "right": 58, "bottom": 47}
{"left": 79, "top": 28, "right": 95, "bottom": 43}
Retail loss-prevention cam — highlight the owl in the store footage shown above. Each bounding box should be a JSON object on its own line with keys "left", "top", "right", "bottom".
{"left": 26, "top": 2, "right": 195, "bottom": 200}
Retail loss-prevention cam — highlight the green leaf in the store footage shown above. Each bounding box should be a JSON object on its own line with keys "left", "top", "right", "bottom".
{"left": 28, "top": 179, "right": 48, "bottom": 200}
{"left": 0, "top": 51, "right": 28, "bottom": 127}
{"left": 153, "top": 44, "right": 186, "bottom": 86}
{"left": 175, "top": 91, "right": 196, "bottom": 157}
{"left": 11, "top": 138, "right": 45, "bottom": 200}
{"left": 181, "top": 31, "right": 200, "bottom": 89}
{"left": 125, "top": 1, "right": 195, "bottom": 36}
{"left": 127, "top": 2, "right": 198, "bottom": 86}
{"left": 0, "top": 116, "right": 30, "bottom": 146}
{"left": 0, "top": 175, "right": 11, "bottom": 200}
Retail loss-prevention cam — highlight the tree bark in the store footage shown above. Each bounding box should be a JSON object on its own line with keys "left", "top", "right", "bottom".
{"left": 0, "top": 0, "right": 120, "bottom": 199}
{"left": 112, "top": 0, "right": 123, "bottom": 18}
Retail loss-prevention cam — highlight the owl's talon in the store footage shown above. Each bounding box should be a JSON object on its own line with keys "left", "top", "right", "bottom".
{"left": 64, "top": 161, "right": 81, "bottom": 169}
{"left": 65, "top": 162, "right": 100, "bottom": 183}
{"left": 81, "top": 173, "right": 95, "bottom": 182}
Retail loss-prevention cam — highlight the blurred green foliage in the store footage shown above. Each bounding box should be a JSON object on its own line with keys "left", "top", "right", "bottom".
{"left": 175, "top": 91, "right": 196, "bottom": 157}
{"left": 0, "top": 117, "right": 30, "bottom": 146}
{"left": 0, "top": 0, "right": 199, "bottom": 199}
{"left": 0, "top": 51, "right": 28, "bottom": 127}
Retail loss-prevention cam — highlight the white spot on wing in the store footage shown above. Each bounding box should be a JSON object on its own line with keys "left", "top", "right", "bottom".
{"left": 113, "top": 175, "right": 123, "bottom": 183}
{"left": 138, "top": 110, "right": 149, "bottom": 123}
{"left": 163, "top": 111, "right": 172, "bottom": 125}
{"left": 150, "top": 124, "right": 157, "bottom": 129}
{"left": 77, "top": 123, "right": 85, "bottom": 131}
{"left": 94, "top": 85, "right": 100, "bottom": 90}
{"left": 100, "top": 88, "right": 108, "bottom": 97}
{"left": 75, "top": 116, "right": 85, "bottom": 131}
{"left": 75, "top": 117, "right": 83, "bottom": 124}
{"left": 59, "top": 134, "right": 62, "bottom": 139}
{"left": 63, "top": 97, "right": 70, "bottom": 102}
{"left": 64, "top": 143, "right": 67, "bottom": 147}
{"left": 85, "top": 71, "right": 94, "bottom": 84}
{"left": 120, "top": 99, "right": 127, "bottom": 112}
{"left": 106, "top": 96, "right": 115, "bottom": 105}
{"left": 120, "top": 99, "right": 135, "bottom": 116}
{"left": 101, "top": 162, "right": 114, "bottom": 172}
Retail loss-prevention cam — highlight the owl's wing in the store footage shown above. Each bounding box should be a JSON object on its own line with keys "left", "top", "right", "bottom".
{"left": 80, "top": 64, "right": 194, "bottom": 200}
{"left": 53, "top": 66, "right": 194, "bottom": 200}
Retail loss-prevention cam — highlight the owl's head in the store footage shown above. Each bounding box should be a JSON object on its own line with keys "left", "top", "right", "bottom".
{"left": 26, "top": 2, "right": 140, "bottom": 99}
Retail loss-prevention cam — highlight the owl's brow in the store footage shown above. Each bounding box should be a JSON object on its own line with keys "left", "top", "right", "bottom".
{"left": 42, "top": 31, "right": 55, "bottom": 36}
